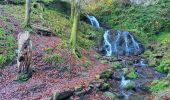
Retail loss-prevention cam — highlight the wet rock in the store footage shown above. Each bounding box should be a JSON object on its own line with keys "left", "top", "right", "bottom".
{"left": 121, "top": 80, "right": 135, "bottom": 90}
{"left": 99, "top": 70, "right": 112, "bottom": 79}
{"left": 98, "top": 82, "right": 110, "bottom": 91}
{"left": 103, "top": 92, "right": 116, "bottom": 99}
{"left": 53, "top": 90, "right": 74, "bottom": 100}
{"left": 111, "top": 71, "right": 122, "bottom": 81}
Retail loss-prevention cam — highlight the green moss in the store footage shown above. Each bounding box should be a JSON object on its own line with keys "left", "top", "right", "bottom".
{"left": 156, "top": 32, "right": 170, "bottom": 44}
{"left": 150, "top": 79, "right": 169, "bottom": 92}
{"left": 123, "top": 68, "right": 138, "bottom": 79}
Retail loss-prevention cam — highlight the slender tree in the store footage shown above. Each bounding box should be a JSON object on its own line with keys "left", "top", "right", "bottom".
{"left": 24, "top": 0, "right": 31, "bottom": 28}
{"left": 70, "top": 0, "right": 80, "bottom": 55}
{"left": 70, "top": 0, "right": 75, "bottom": 22}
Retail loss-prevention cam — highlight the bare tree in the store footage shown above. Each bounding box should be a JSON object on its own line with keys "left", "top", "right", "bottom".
{"left": 24, "top": 0, "right": 31, "bottom": 28}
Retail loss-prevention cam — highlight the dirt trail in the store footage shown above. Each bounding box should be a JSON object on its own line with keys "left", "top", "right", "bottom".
{"left": 0, "top": 6, "right": 109, "bottom": 100}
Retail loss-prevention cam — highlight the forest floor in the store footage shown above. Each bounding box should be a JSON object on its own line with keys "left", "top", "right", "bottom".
{"left": 0, "top": 6, "right": 109, "bottom": 100}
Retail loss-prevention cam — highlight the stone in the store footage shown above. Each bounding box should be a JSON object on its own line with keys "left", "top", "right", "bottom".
{"left": 53, "top": 90, "right": 74, "bottom": 100}
{"left": 98, "top": 82, "right": 109, "bottom": 91}
{"left": 104, "top": 92, "right": 116, "bottom": 99}
{"left": 99, "top": 70, "right": 112, "bottom": 79}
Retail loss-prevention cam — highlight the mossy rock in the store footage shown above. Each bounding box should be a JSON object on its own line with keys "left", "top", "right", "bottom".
{"left": 149, "top": 79, "right": 169, "bottom": 92}
{"left": 99, "top": 70, "right": 112, "bottom": 79}
{"left": 104, "top": 92, "right": 117, "bottom": 99}
{"left": 123, "top": 68, "right": 138, "bottom": 79}
{"left": 98, "top": 82, "right": 110, "bottom": 92}
{"left": 53, "top": 90, "right": 74, "bottom": 100}
{"left": 111, "top": 61, "right": 122, "bottom": 69}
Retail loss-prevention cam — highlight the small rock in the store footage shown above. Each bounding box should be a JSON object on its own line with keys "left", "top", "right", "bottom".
{"left": 53, "top": 90, "right": 74, "bottom": 100}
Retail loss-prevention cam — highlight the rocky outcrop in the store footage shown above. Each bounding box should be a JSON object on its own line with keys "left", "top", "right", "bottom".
{"left": 130, "top": 0, "right": 159, "bottom": 6}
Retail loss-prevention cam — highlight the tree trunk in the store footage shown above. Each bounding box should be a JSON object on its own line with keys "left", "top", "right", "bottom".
{"left": 70, "top": 0, "right": 80, "bottom": 55}
{"left": 70, "top": 0, "right": 75, "bottom": 23}
{"left": 25, "top": 0, "right": 31, "bottom": 28}
{"left": 17, "top": 31, "right": 32, "bottom": 74}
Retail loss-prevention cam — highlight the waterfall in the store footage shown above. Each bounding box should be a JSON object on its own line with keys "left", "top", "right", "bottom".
{"left": 103, "top": 30, "right": 112, "bottom": 56}
{"left": 86, "top": 15, "right": 143, "bottom": 56}
{"left": 130, "top": 34, "right": 140, "bottom": 54}
{"left": 123, "top": 31, "right": 130, "bottom": 55}
{"left": 113, "top": 30, "right": 121, "bottom": 54}
{"left": 86, "top": 15, "right": 100, "bottom": 28}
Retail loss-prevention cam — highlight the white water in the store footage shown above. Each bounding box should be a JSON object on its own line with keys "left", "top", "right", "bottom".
{"left": 121, "top": 75, "right": 131, "bottom": 87}
{"left": 103, "top": 30, "right": 112, "bottom": 56}
{"left": 130, "top": 34, "right": 140, "bottom": 53}
{"left": 113, "top": 30, "right": 121, "bottom": 53}
{"left": 86, "top": 15, "right": 142, "bottom": 56}
{"left": 86, "top": 15, "right": 100, "bottom": 28}
{"left": 123, "top": 31, "right": 130, "bottom": 55}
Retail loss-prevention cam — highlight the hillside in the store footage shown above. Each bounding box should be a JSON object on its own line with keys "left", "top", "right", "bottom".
{"left": 0, "top": 0, "right": 170, "bottom": 99}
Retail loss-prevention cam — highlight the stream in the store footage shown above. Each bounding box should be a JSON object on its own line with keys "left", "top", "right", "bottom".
{"left": 86, "top": 15, "right": 166, "bottom": 99}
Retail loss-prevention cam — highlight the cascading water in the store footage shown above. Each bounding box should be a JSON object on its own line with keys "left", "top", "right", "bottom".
{"left": 86, "top": 15, "right": 143, "bottom": 56}
{"left": 86, "top": 15, "right": 166, "bottom": 99}
{"left": 103, "top": 30, "right": 112, "bottom": 56}
{"left": 123, "top": 31, "right": 130, "bottom": 55}
{"left": 86, "top": 15, "right": 100, "bottom": 28}
{"left": 113, "top": 30, "right": 121, "bottom": 54}
{"left": 102, "top": 30, "right": 143, "bottom": 56}
{"left": 130, "top": 34, "right": 140, "bottom": 54}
